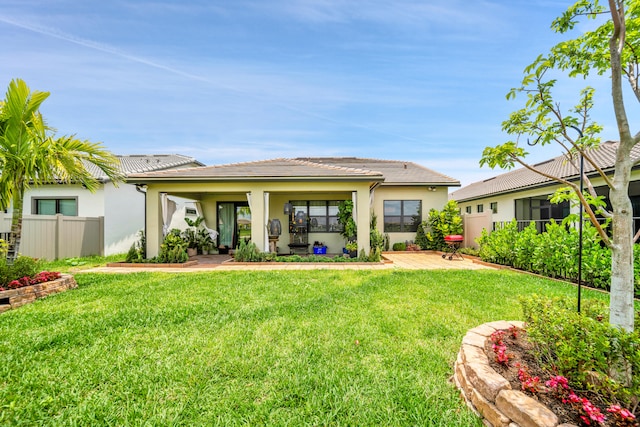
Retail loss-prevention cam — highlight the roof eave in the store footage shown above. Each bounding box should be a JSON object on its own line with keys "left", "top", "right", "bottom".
{"left": 126, "top": 175, "right": 385, "bottom": 183}
{"left": 380, "top": 181, "right": 461, "bottom": 187}
{"left": 452, "top": 167, "right": 618, "bottom": 202}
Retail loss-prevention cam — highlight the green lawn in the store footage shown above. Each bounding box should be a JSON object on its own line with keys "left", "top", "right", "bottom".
{"left": 0, "top": 269, "right": 610, "bottom": 426}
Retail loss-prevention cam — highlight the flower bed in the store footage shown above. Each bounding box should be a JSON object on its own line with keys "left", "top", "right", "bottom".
{"left": 0, "top": 273, "right": 77, "bottom": 313}
{"left": 454, "top": 321, "right": 638, "bottom": 427}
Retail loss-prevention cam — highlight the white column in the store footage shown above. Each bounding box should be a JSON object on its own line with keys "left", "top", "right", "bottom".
{"left": 145, "top": 186, "right": 163, "bottom": 258}
{"left": 355, "top": 188, "right": 370, "bottom": 255}
{"left": 264, "top": 192, "right": 270, "bottom": 251}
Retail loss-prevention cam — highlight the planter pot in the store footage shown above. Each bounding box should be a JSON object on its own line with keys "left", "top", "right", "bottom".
{"left": 187, "top": 248, "right": 197, "bottom": 257}
{"left": 349, "top": 250, "right": 357, "bottom": 258}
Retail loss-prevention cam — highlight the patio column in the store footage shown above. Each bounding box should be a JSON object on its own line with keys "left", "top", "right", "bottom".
{"left": 264, "top": 192, "right": 270, "bottom": 252}
{"left": 145, "top": 186, "right": 163, "bottom": 258}
{"left": 249, "top": 189, "right": 266, "bottom": 252}
{"left": 355, "top": 188, "right": 370, "bottom": 255}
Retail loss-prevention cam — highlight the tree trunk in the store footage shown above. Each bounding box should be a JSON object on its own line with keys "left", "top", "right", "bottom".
{"left": 609, "top": 157, "right": 635, "bottom": 332}
{"left": 7, "top": 186, "right": 24, "bottom": 263}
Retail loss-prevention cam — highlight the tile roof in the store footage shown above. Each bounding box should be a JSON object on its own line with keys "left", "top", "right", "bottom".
{"left": 295, "top": 157, "right": 460, "bottom": 185}
{"left": 451, "top": 141, "right": 640, "bottom": 202}
{"left": 127, "top": 157, "right": 460, "bottom": 186}
{"left": 85, "top": 154, "right": 203, "bottom": 181}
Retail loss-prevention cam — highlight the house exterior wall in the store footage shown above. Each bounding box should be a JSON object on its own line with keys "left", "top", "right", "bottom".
{"left": 144, "top": 180, "right": 375, "bottom": 257}
{"left": 453, "top": 169, "right": 640, "bottom": 244}
{"left": 22, "top": 184, "right": 106, "bottom": 217}
{"left": 103, "top": 183, "right": 146, "bottom": 255}
{"left": 372, "top": 185, "right": 448, "bottom": 247}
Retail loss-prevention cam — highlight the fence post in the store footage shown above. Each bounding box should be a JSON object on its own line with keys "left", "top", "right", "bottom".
{"left": 55, "top": 214, "right": 64, "bottom": 260}
{"left": 98, "top": 216, "right": 105, "bottom": 256}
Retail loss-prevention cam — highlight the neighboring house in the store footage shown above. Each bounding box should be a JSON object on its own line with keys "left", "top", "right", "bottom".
{"left": 1, "top": 154, "right": 203, "bottom": 256}
{"left": 127, "top": 157, "right": 460, "bottom": 257}
{"left": 451, "top": 141, "right": 640, "bottom": 242}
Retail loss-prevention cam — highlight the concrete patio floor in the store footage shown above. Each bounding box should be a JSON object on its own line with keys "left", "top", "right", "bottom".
{"left": 81, "top": 252, "right": 494, "bottom": 273}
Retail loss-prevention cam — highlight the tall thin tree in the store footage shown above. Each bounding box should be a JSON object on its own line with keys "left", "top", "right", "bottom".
{"left": 481, "top": 0, "right": 638, "bottom": 331}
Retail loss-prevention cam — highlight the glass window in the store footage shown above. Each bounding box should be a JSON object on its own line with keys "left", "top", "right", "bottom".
{"left": 465, "top": 206, "right": 472, "bottom": 214}
{"left": 288, "top": 201, "right": 342, "bottom": 233}
{"left": 309, "top": 201, "right": 327, "bottom": 232}
{"left": 477, "top": 204, "right": 484, "bottom": 213}
{"left": 384, "top": 200, "right": 421, "bottom": 232}
{"left": 490, "top": 202, "right": 498, "bottom": 214}
{"left": 34, "top": 198, "right": 77, "bottom": 216}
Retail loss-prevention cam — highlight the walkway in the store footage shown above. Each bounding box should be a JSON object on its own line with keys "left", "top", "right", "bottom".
{"left": 80, "top": 252, "right": 494, "bottom": 273}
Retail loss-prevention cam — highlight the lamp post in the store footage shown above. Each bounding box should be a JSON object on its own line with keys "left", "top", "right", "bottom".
{"left": 529, "top": 125, "right": 584, "bottom": 313}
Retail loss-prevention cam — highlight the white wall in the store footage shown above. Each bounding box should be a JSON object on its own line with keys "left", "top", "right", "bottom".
{"left": 103, "top": 183, "right": 145, "bottom": 255}
{"left": 23, "top": 184, "right": 106, "bottom": 216}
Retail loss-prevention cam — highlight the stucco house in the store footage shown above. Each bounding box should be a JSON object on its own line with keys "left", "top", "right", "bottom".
{"left": 128, "top": 157, "right": 460, "bottom": 257}
{"left": 451, "top": 141, "right": 640, "bottom": 240}
{"left": 1, "top": 154, "right": 203, "bottom": 256}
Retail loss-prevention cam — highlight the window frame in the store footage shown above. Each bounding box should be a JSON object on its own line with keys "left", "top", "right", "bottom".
{"left": 465, "top": 206, "right": 472, "bottom": 214}
{"left": 490, "top": 202, "right": 498, "bottom": 214}
{"left": 288, "top": 200, "right": 342, "bottom": 233}
{"left": 477, "top": 204, "right": 484, "bottom": 213}
{"left": 32, "top": 197, "right": 78, "bottom": 216}
{"left": 383, "top": 200, "right": 422, "bottom": 233}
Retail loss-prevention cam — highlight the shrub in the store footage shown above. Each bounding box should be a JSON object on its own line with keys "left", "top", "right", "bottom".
{"left": 476, "top": 220, "right": 519, "bottom": 265}
{"left": 417, "top": 200, "right": 463, "bottom": 251}
{"left": 234, "top": 240, "right": 264, "bottom": 262}
{"left": 476, "top": 220, "right": 620, "bottom": 293}
{"left": 125, "top": 230, "right": 146, "bottom": 263}
{"left": 370, "top": 214, "right": 384, "bottom": 254}
{"left": 157, "top": 230, "right": 188, "bottom": 263}
{"left": 392, "top": 242, "right": 406, "bottom": 251}
{"left": 10, "top": 256, "right": 41, "bottom": 281}
{"left": 520, "top": 295, "right": 640, "bottom": 409}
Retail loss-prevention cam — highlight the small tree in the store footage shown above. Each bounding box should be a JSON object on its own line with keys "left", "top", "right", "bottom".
{"left": 480, "top": 1, "right": 638, "bottom": 332}
{"left": 0, "top": 79, "right": 123, "bottom": 261}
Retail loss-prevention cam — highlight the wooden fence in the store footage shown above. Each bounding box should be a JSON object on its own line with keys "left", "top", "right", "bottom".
{"left": 0, "top": 214, "right": 104, "bottom": 260}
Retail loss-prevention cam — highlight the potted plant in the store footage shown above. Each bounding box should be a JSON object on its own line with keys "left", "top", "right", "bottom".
{"left": 181, "top": 227, "right": 198, "bottom": 257}
{"left": 182, "top": 216, "right": 204, "bottom": 257}
{"left": 197, "top": 228, "right": 214, "bottom": 255}
{"left": 345, "top": 241, "right": 358, "bottom": 258}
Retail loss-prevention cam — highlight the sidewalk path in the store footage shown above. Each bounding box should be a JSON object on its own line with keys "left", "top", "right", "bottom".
{"left": 79, "top": 252, "right": 493, "bottom": 273}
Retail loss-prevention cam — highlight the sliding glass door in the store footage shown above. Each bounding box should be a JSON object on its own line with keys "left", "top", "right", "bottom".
{"left": 217, "top": 202, "right": 251, "bottom": 249}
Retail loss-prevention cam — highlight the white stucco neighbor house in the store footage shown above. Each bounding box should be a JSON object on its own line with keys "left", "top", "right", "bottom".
{"left": 1, "top": 154, "right": 203, "bottom": 256}
{"left": 450, "top": 141, "right": 640, "bottom": 240}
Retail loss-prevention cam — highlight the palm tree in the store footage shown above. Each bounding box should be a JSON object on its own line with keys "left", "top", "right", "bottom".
{"left": 0, "top": 78, "right": 123, "bottom": 261}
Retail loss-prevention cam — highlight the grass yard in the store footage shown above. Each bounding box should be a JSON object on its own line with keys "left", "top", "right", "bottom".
{"left": 0, "top": 269, "right": 610, "bottom": 426}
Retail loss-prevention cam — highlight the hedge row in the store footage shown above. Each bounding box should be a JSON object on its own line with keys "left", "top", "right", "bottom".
{"left": 477, "top": 220, "right": 640, "bottom": 297}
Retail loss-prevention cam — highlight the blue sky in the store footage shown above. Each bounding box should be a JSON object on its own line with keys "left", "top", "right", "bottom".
{"left": 0, "top": 1, "right": 632, "bottom": 187}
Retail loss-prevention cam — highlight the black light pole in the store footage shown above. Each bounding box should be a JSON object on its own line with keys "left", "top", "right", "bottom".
{"left": 528, "top": 125, "right": 585, "bottom": 313}
{"left": 569, "top": 125, "right": 584, "bottom": 314}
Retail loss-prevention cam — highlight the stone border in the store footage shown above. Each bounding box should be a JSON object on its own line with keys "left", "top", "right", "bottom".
{"left": 454, "top": 320, "right": 577, "bottom": 427}
{"left": 0, "top": 274, "right": 77, "bottom": 313}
